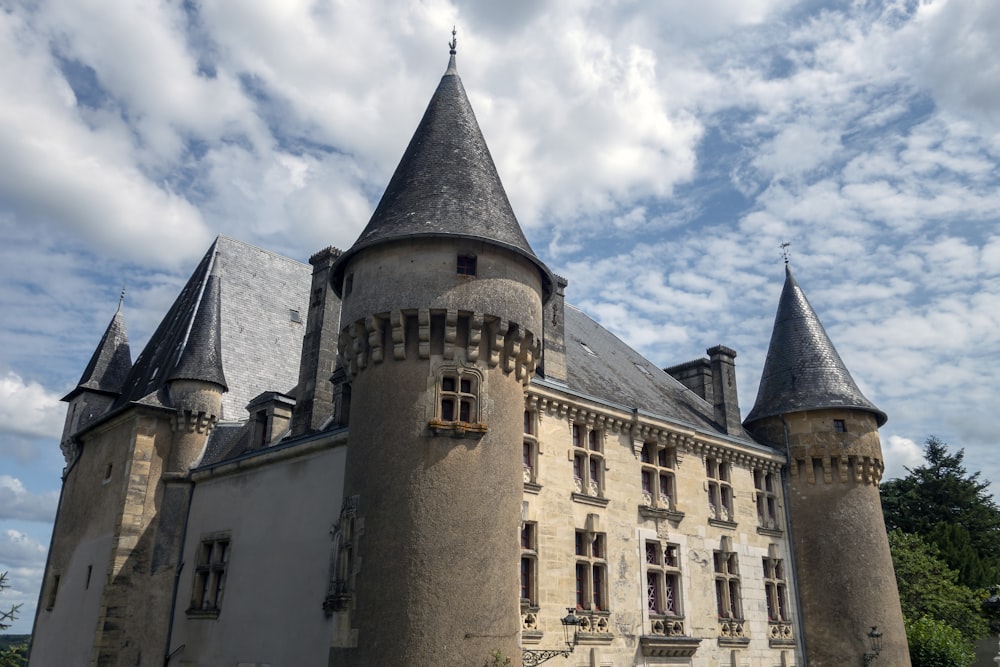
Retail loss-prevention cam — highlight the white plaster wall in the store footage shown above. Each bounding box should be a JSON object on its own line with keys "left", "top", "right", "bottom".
{"left": 168, "top": 439, "right": 346, "bottom": 667}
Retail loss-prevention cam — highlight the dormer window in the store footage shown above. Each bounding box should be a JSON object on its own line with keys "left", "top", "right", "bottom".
{"left": 457, "top": 255, "right": 477, "bottom": 276}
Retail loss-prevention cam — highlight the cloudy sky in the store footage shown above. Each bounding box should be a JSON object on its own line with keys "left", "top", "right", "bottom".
{"left": 2, "top": 0, "right": 999, "bottom": 633}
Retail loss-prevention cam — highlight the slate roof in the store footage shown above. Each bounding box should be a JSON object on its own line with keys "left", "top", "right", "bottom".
{"left": 745, "top": 265, "right": 886, "bottom": 426}
{"left": 331, "top": 52, "right": 553, "bottom": 301}
{"left": 168, "top": 256, "right": 227, "bottom": 390}
{"left": 64, "top": 306, "right": 132, "bottom": 401}
{"left": 114, "top": 236, "right": 311, "bottom": 421}
{"left": 562, "top": 304, "right": 746, "bottom": 437}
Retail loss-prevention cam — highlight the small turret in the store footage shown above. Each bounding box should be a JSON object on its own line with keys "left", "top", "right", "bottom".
{"left": 60, "top": 292, "right": 132, "bottom": 465}
{"left": 166, "top": 254, "right": 227, "bottom": 473}
{"left": 745, "top": 264, "right": 908, "bottom": 667}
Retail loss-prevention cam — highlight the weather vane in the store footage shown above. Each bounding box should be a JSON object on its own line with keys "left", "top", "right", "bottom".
{"left": 117, "top": 283, "right": 126, "bottom": 311}
{"left": 780, "top": 241, "right": 791, "bottom": 265}
{"left": 449, "top": 26, "right": 457, "bottom": 55}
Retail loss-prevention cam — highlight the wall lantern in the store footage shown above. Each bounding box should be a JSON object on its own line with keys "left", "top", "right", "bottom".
{"left": 522, "top": 608, "right": 582, "bottom": 667}
{"left": 863, "top": 626, "right": 883, "bottom": 666}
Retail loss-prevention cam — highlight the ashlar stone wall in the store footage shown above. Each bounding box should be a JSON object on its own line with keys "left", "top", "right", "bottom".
{"left": 521, "top": 386, "right": 801, "bottom": 667}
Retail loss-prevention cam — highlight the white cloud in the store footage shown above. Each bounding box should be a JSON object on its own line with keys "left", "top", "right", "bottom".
{"left": 881, "top": 435, "right": 925, "bottom": 482}
{"left": 0, "top": 529, "right": 48, "bottom": 635}
{"left": 0, "top": 372, "right": 64, "bottom": 441}
{"left": 0, "top": 476, "right": 59, "bottom": 523}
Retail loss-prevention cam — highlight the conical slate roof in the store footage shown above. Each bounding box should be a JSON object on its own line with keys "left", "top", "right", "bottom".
{"left": 63, "top": 305, "right": 132, "bottom": 401}
{"left": 112, "top": 236, "right": 309, "bottom": 421}
{"left": 745, "top": 265, "right": 886, "bottom": 426}
{"left": 331, "top": 51, "right": 552, "bottom": 300}
{"left": 168, "top": 255, "right": 228, "bottom": 390}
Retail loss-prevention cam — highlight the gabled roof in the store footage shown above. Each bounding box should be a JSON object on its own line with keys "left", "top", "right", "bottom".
{"left": 745, "top": 265, "right": 886, "bottom": 426}
{"left": 562, "top": 304, "right": 743, "bottom": 436}
{"left": 331, "top": 52, "right": 552, "bottom": 301}
{"left": 63, "top": 306, "right": 132, "bottom": 401}
{"left": 114, "top": 236, "right": 311, "bottom": 420}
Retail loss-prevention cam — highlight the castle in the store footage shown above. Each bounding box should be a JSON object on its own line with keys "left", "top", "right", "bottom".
{"left": 29, "top": 44, "right": 908, "bottom": 667}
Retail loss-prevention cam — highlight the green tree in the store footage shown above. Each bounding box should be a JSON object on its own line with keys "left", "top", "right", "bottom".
{"left": 889, "top": 531, "right": 988, "bottom": 642}
{"left": 0, "top": 572, "right": 27, "bottom": 667}
{"left": 905, "top": 616, "right": 975, "bottom": 667}
{"left": 882, "top": 436, "right": 1000, "bottom": 588}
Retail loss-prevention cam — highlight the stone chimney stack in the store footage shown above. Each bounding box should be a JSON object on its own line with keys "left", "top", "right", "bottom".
{"left": 541, "top": 274, "right": 569, "bottom": 383}
{"left": 707, "top": 345, "right": 742, "bottom": 436}
{"left": 291, "top": 246, "right": 342, "bottom": 436}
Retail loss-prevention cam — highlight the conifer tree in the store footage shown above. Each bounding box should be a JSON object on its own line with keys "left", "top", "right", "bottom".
{"left": 882, "top": 437, "right": 1000, "bottom": 589}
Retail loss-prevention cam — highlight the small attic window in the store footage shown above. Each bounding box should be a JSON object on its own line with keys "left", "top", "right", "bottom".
{"left": 579, "top": 342, "right": 597, "bottom": 356}
{"left": 289, "top": 309, "right": 302, "bottom": 323}
{"left": 344, "top": 273, "right": 354, "bottom": 296}
{"left": 834, "top": 419, "right": 846, "bottom": 433}
{"left": 634, "top": 363, "right": 652, "bottom": 376}
{"left": 457, "top": 255, "right": 477, "bottom": 276}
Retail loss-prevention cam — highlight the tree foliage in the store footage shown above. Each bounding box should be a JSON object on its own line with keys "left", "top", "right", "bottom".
{"left": 889, "top": 531, "right": 988, "bottom": 642}
{"left": 0, "top": 572, "right": 27, "bottom": 667}
{"left": 905, "top": 616, "right": 976, "bottom": 667}
{"left": 881, "top": 436, "right": 1000, "bottom": 589}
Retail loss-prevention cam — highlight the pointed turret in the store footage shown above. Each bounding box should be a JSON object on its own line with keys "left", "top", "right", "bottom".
{"left": 331, "top": 44, "right": 552, "bottom": 300}
{"left": 746, "top": 264, "right": 885, "bottom": 426}
{"left": 168, "top": 254, "right": 228, "bottom": 391}
{"left": 63, "top": 300, "right": 132, "bottom": 402}
{"left": 745, "top": 265, "right": 908, "bottom": 667}
{"left": 59, "top": 296, "right": 133, "bottom": 464}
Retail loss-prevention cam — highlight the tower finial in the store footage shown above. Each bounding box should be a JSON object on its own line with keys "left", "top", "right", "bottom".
{"left": 449, "top": 26, "right": 457, "bottom": 55}
{"left": 117, "top": 283, "right": 126, "bottom": 312}
{"left": 780, "top": 241, "right": 791, "bottom": 265}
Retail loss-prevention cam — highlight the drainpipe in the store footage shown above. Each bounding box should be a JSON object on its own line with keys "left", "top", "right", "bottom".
{"left": 163, "top": 479, "right": 195, "bottom": 666}
{"left": 780, "top": 414, "right": 808, "bottom": 667}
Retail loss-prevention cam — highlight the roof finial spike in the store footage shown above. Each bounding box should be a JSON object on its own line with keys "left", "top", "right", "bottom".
{"left": 117, "top": 283, "right": 126, "bottom": 312}
{"left": 449, "top": 26, "right": 457, "bottom": 56}
{"left": 780, "top": 241, "right": 791, "bottom": 265}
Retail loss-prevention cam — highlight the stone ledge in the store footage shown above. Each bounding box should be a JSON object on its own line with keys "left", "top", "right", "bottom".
{"left": 571, "top": 493, "right": 609, "bottom": 508}
{"left": 638, "top": 506, "right": 685, "bottom": 523}
{"left": 708, "top": 518, "right": 738, "bottom": 530}
{"left": 640, "top": 635, "right": 702, "bottom": 658}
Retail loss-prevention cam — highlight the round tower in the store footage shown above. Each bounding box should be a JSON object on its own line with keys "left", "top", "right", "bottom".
{"left": 166, "top": 254, "right": 228, "bottom": 474}
{"left": 328, "top": 43, "right": 552, "bottom": 666}
{"left": 745, "top": 265, "right": 908, "bottom": 667}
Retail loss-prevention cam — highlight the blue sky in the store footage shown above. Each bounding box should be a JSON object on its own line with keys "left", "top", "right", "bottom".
{"left": 3, "top": 0, "right": 1000, "bottom": 633}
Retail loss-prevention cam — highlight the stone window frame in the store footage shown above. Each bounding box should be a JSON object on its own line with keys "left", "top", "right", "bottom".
{"left": 439, "top": 371, "right": 478, "bottom": 422}
{"left": 644, "top": 540, "right": 683, "bottom": 618}
{"left": 833, "top": 418, "right": 847, "bottom": 433}
{"left": 520, "top": 522, "right": 538, "bottom": 607}
{"left": 187, "top": 531, "right": 231, "bottom": 619}
{"left": 640, "top": 442, "right": 677, "bottom": 512}
{"left": 763, "top": 548, "right": 790, "bottom": 623}
{"left": 429, "top": 365, "right": 486, "bottom": 437}
{"left": 575, "top": 529, "right": 608, "bottom": 612}
{"left": 753, "top": 468, "right": 780, "bottom": 531}
{"left": 571, "top": 424, "right": 605, "bottom": 499}
{"left": 706, "top": 457, "right": 735, "bottom": 524}
{"left": 523, "top": 409, "right": 540, "bottom": 489}
{"left": 713, "top": 547, "right": 742, "bottom": 621}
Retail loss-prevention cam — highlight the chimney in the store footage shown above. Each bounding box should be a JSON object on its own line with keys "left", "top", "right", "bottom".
{"left": 540, "top": 274, "right": 569, "bottom": 383}
{"left": 291, "top": 247, "right": 342, "bottom": 436}
{"left": 663, "top": 358, "right": 713, "bottom": 402}
{"left": 707, "top": 345, "right": 742, "bottom": 436}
